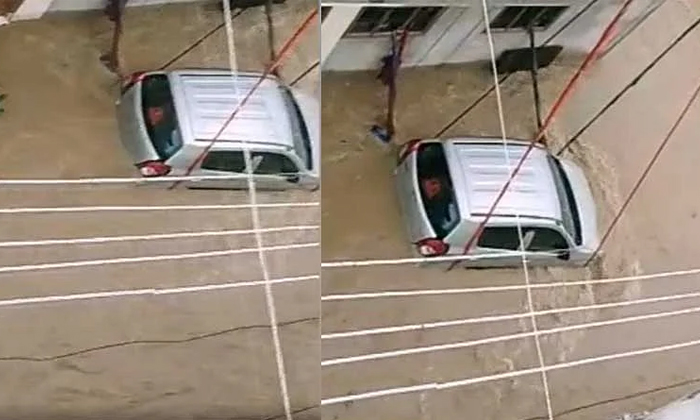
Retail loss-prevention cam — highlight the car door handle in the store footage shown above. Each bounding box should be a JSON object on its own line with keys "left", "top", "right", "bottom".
{"left": 285, "top": 174, "right": 300, "bottom": 183}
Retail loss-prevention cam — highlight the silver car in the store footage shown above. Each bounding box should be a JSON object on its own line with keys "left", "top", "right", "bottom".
{"left": 116, "top": 69, "right": 320, "bottom": 190}
{"left": 394, "top": 137, "right": 599, "bottom": 267}
{"left": 612, "top": 390, "right": 700, "bottom": 420}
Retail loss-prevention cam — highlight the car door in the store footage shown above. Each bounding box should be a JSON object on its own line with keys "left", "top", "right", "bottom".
{"left": 521, "top": 226, "right": 574, "bottom": 266}
{"left": 187, "top": 150, "right": 248, "bottom": 190}
{"left": 467, "top": 225, "right": 531, "bottom": 268}
{"left": 251, "top": 151, "right": 305, "bottom": 191}
{"left": 189, "top": 150, "right": 302, "bottom": 191}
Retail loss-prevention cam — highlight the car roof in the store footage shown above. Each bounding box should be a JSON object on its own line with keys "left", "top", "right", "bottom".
{"left": 443, "top": 138, "right": 562, "bottom": 222}
{"left": 167, "top": 69, "right": 294, "bottom": 151}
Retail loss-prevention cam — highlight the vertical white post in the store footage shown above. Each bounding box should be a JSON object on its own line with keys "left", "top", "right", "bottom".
{"left": 12, "top": 0, "right": 55, "bottom": 20}
{"left": 321, "top": 5, "right": 362, "bottom": 67}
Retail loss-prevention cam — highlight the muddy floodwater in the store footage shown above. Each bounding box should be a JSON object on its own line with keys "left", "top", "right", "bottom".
{"left": 0, "top": 2, "right": 320, "bottom": 418}
{"left": 321, "top": 0, "right": 700, "bottom": 418}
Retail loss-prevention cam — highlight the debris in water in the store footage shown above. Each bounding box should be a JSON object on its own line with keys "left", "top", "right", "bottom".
{"left": 370, "top": 124, "right": 392, "bottom": 145}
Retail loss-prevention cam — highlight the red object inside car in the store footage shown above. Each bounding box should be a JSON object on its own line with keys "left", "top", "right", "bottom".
{"left": 422, "top": 177, "right": 442, "bottom": 200}
{"left": 147, "top": 106, "right": 165, "bottom": 126}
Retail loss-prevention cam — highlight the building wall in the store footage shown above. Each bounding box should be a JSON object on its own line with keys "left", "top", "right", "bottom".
{"left": 11, "top": 0, "right": 207, "bottom": 19}
{"left": 47, "top": 0, "right": 202, "bottom": 12}
{"left": 321, "top": 0, "right": 650, "bottom": 71}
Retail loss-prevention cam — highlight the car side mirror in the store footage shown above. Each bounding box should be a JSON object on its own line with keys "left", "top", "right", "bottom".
{"left": 557, "top": 249, "right": 571, "bottom": 261}
{"left": 285, "top": 174, "right": 300, "bottom": 184}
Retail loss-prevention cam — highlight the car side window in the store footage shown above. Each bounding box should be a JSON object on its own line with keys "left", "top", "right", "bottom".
{"left": 526, "top": 227, "right": 569, "bottom": 252}
{"left": 478, "top": 226, "right": 570, "bottom": 252}
{"left": 201, "top": 151, "right": 299, "bottom": 175}
{"left": 201, "top": 151, "right": 246, "bottom": 172}
{"left": 478, "top": 226, "right": 521, "bottom": 250}
{"left": 254, "top": 152, "right": 299, "bottom": 175}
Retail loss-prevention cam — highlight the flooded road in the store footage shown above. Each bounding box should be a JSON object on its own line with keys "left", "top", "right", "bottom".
{"left": 321, "top": 0, "right": 700, "bottom": 417}
{"left": 0, "top": 2, "right": 320, "bottom": 418}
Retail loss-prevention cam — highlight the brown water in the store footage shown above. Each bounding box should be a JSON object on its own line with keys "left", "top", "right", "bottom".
{"left": 321, "top": 0, "right": 700, "bottom": 416}
{"left": 0, "top": 2, "right": 320, "bottom": 418}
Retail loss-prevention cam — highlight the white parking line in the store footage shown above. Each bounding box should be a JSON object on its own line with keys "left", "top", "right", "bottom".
{"left": 0, "top": 225, "right": 319, "bottom": 248}
{"left": 0, "top": 202, "right": 319, "bottom": 214}
{"left": 0, "top": 242, "right": 318, "bottom": 274}
{"left": 0, "top": 275, "right": 319, "bottom": 308}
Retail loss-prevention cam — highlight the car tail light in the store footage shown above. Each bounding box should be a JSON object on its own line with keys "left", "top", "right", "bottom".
{"left": 120, "top": 71, "right": 146, "bottom": 94}
{"left": 136, "top": 161, "right": 171, "bottom": 177}
{"left": 416, "top": 238, "right": 449, "bottom": 257}
{"left": 397, "top": 138, "right": 422, "bottom": 165}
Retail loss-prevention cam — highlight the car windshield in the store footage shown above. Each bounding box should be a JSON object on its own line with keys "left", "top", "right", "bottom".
{"left": 416, "top": 142, "right": 460, "bottom": 239}
{"left": 547, "top": 155, "right": 582, "bottom": 246}
{"left": 141, "top": 74, "right": 183, "bottom": 161}
{"left": 280, "top": 86, "right": 313, "bottom": 171}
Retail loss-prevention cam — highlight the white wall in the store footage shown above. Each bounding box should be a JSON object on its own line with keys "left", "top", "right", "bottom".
{"left": 323, "top": 7, "right": 479, "bottom": 71}
{"left": 322, "top": 0, "right": 648, "bottom": 71}
{"left": 12, "top": 0, "right": 208, "bottom": 19}
{"left": 321, "top": 5, "right": 361, "bottom": 67}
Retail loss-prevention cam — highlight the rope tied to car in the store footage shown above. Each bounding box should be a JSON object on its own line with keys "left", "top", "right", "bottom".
{"left": 167, "top": 8, "right": 318, "bottom": 190}
{"left": 101, "top": 0, "right": 128, "bottom": 78}
{"left": 370, "top": 29, "right": 409, "bottom": 145}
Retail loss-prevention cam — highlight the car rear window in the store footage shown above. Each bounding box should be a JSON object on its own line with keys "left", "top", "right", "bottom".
{"left": 416, "top": 142, "right": 460, "bottom": 239}
{"left": 280, "top": 87, "right": 313, "bottom": 171}
{"left": 547, "top": 156, "right": 583, "bottom": 246}
{"left": 141, "top": 74, "right": 183, "bottom": 161}
{"left": 201, "top": 150, "right": 299, "bottom": 175}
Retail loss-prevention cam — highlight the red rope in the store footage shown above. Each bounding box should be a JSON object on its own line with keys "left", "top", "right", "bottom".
{"left": 585, "top": 77, "right": 700, "bottom": 266}
{"left": 447, "top": 0, "right": 635, "bottom": 271}
{"left": 168, "top": 9, "right": 318, "bottom": 190}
